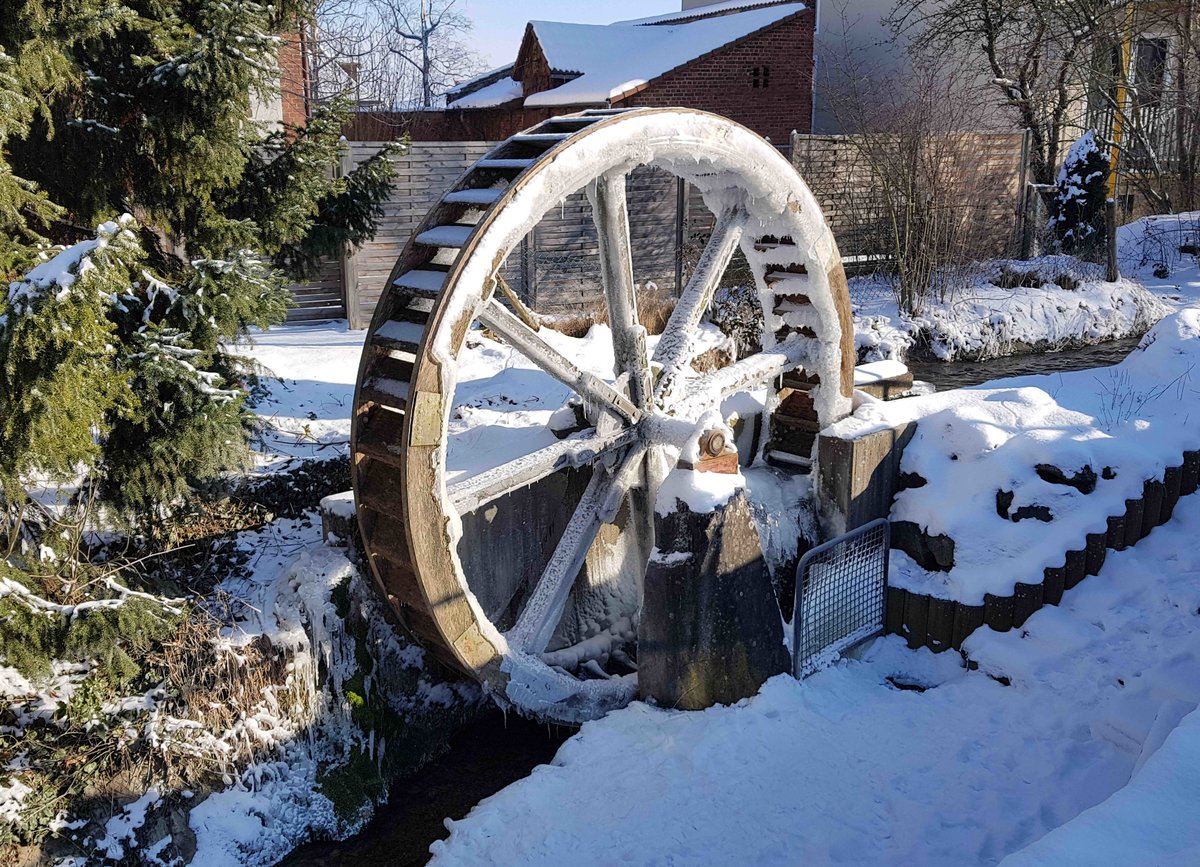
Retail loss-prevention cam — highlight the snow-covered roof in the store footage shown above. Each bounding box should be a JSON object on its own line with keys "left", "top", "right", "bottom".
{"left": 445, "top": 64, "right": 515, "bottom": 100}
{"left": 522, "top": 3, "right": 806, "bottom": 108}
{"left": 450, "top": 76, "right": 523, "bottom": 109}
{"left": 616, "top": 0, "right": 800, "bottom": 26}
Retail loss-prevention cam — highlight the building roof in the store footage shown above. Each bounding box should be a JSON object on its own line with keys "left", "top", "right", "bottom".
{"left": 445, "top": 64, "right": 515, "bottom": 101}
{"left": 447, "top": 1, "right": 806, "bottom": 110}
{"left": 616, "top": 1, "right": 801, "bottom": 26}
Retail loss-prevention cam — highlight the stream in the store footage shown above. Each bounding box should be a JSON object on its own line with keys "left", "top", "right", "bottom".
{"left": 278, "top": 710, "right": 572, "bottom": 867}
{"left": 908, "top": 337, "right": 1142, "bottom": 391}
{"left": 278, "top": 337, "right": 1143, "bottom": 866}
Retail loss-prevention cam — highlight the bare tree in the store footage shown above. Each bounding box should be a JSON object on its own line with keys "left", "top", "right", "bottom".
{"left": 313, "top": 0, "right": 485, "bottom": 109}
{"left": 810, "top": 26, "right": 1017, "bottom": 314}
{"left": 887, "top": 0, "right": 1110, "bottom": 195}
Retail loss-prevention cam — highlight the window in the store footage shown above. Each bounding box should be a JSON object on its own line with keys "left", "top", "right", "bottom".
{"left": 1134, "top": 38, "right": 1169, "bottom": 108}
{"left": 751, "top": 65, "right": 771, "bottom": 89}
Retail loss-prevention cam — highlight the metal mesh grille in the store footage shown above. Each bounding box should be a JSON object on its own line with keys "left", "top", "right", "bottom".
{"left": 793, "top": 519, "right": 890, "bottom": 679}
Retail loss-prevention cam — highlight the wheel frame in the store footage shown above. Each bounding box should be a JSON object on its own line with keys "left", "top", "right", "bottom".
{"left": 351, "top": 107, "right": 854, "bottom": 723}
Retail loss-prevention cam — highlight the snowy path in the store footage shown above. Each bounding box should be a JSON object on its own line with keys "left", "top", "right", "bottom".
{"left": 430, "top": 504, "right": 1200, "bottom": 866}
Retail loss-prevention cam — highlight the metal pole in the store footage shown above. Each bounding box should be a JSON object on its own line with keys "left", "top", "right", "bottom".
{"left": 1106, "top": 199, "right": 1120, "bottom": 282}
{"left": 675, "top": 177, "right": 686, "bottom": 294}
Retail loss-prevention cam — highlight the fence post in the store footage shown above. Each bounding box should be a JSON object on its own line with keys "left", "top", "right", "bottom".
{"left": 1105, "top": 198, "right": 1119, "bottom": 282}
{"left": 1015, "top": 128, "right": 1032, "bottom": 257}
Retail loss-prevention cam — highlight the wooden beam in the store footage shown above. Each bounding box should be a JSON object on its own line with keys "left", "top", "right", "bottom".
{"left": 479, "top": 299, "right": 641, "bottom": 424}
{"left": 653, "top": 208, "right": 746, "bottom": 401}
{"left": 588, "top": 171, "right": 651, "bottom": 410}
{"left": 506, "top": 466, "right": 614, "bottom": 654}
{"left": 449, "top": 426, "right": 639, "bottom": 514}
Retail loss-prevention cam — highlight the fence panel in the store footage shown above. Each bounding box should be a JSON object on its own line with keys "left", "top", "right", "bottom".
{"left": 289, "top": 131, "right": 1028, "bottom": 327}
{"left": 792, "top": 518, "right": 891, "bottom": 679}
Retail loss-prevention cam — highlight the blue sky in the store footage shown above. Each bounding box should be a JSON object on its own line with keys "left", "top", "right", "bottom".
{"left": 459, "top": 1, "right": 681, "bottom": 67}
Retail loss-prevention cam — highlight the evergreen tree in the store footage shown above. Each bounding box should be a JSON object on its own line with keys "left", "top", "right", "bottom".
{"left": 1048, "top": 130, "right": 1111, "bottom": 258}
{"left": 0, "top": 0, "right": 399, "bottom": 520}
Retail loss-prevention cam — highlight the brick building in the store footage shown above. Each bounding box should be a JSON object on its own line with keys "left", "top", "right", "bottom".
{"left": 250, "top": 30, "right": 313, "bottom": 130}
{"left": 347, "top": 1, "right": 815, "bottom": 144}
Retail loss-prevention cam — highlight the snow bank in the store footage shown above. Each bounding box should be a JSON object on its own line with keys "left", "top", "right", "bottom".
{"left": 430, "top": 502, "right": 1200, "bottom": 866}
{"left": 1115, "top": 211, "right": 1200, "bottom": 305}
{"left": 831, "top": 306, "right": 1200, "bottom": 603}
{"left": 853, "top": 257, "right": 1168, "bottom": 363}
{"left": 1002, "top": 708, "right": 1200, "bottom": 866}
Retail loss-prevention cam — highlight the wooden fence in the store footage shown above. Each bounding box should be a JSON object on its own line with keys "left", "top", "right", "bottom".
{"left": 288, "top": 132, "right": 1030, "bottom": 328}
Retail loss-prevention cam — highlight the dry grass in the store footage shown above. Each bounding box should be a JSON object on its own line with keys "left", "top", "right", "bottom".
{"left": 538, "top": 286, "right": 678, "bottom": 338}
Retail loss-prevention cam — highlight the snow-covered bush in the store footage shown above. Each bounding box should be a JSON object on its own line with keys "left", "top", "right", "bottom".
{"left": 1047, "top": 131, "right": 1111, "bottom": 258}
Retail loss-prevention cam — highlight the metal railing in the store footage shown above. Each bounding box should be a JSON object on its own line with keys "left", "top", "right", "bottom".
{"left": 792, "top": 518, "right": 891, "bottom": 679}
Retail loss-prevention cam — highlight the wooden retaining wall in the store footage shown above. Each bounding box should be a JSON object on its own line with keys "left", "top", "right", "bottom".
{"left": 887, "top": 450, "right": 1200, "bottom": 653}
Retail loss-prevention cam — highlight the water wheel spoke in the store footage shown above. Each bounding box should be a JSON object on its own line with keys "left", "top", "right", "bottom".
{"left": 670, "top": 334, "right": 814, "bottom": 420}
{"left": 507, "top": 454, "right": 631, "bottom": 655}
{"left": 505, "top": 444, "right": 647, "bottom": 656}
{"left": 479, "top": 298, "right": 641, "bottom": 424}
{"left": 653, "top": 208, "right": 747, "bottom": 400}
{"left": 448, "top": 425, "right": 640, "bottom": 514}
{"left": 588, "top": 170, "right": 652, "bottom": 411}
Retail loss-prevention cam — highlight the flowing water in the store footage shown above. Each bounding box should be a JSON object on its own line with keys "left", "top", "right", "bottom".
{"left": 277, "top": 711, "right": 571, "bottom": 867}
{"left": 907, "top": 337, "right": 1142, "bottom": 391}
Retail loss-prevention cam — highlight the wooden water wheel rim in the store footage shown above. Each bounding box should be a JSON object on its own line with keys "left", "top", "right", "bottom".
{"left": 352, "top": 108, "right": 854, "bottom": 723}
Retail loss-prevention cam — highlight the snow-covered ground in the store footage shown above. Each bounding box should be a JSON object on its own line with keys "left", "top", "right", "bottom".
{"left": 243, "top": 318, "right": 729, "bottom": 481}
{"left": 854, "top": 214, "right": 1200, "bottom": 363}
{"left": 241, "top": 322, "right": 365, "bottom": 466}
{"left": 835, "top": 306, "right": 1200, "bottom": 603}
{"left": 429, "top": 499, "right": 1200, "bottom": 866}
{"left": 1115, "top": 211, "right": 1200, "bottom": 304}
{"left": 853, "top": 258, "right": 1168, "bottom": 363}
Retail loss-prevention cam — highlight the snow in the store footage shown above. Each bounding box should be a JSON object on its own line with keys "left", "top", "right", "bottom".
{"left": 617, "top": 0, "right": 797, "bottom": 25}
{"left": 189, "top": 758, "right": 337, "bottom": 867}
{"left": 430, "top": 501, "right": 1200, "bottom": 866}
{"left": 1115, "top": 211, "right": 1200, "bottom": 305}
{"left": 95, "top": 788, "right": 161, "bottom": 860}
{"left": 445, "top": 64, "right": 516, "bottom": 100}
{"left": 853, "top": 258, "right": 1168, "bottom": 363}
{"left": 235, "top": 321, "right": 365, "bottom": 465}
{"left": 655, "top": 465, "right": 745, "bottom": 515}
{"left": 449, "top": 76, "right": 523, "bottom": 109}
{"left": 319, "top": 491, "right": 356, "bottom": 519}
{"left": 853, "top": 359, "right": 908, "bottom": 384}
{"left": 522, "top": 6, "right": 805, "bottom": 107}
{"left": 415, "top": 225, "right": 474, "bottom": 247}
{"left": 830, "top": 307, "right": 1200, "bottom": 603}
{"left": 0, "top": 775, "right": 33, "bottom": 823}
{"left": 1001, "top": 708, "right": 1200, "bottom": 866}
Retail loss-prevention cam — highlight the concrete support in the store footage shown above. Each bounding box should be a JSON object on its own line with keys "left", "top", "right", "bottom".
{"left": 816, "top": 422, "right": 917, "bottom": 536}
{"left": 639, "top": 490, "right": 789, "bottom": 710}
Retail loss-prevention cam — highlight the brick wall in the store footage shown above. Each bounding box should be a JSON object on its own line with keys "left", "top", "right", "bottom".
{"left": 347, "top": 105, "right": 561, "bottom": 143}
{"left": 278, "top": 32, "right": 308, "bottom": 127}
{"left": 515, "top": 34, "right": 556, "bottom": 98}
{"left": 346, "top": 10, "right": 815, "bottom": 144}
{"left": 617, "top": 10, "right": 815, "bottom": 141}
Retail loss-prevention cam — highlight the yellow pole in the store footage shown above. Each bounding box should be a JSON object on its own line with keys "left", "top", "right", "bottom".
{"left": 1107, "top": 2, "right": 1135, "bottom": 199}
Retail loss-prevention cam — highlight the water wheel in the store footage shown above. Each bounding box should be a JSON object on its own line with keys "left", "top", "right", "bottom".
{"left": 352, "top": 108, "right": 854, "bottom": 723}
